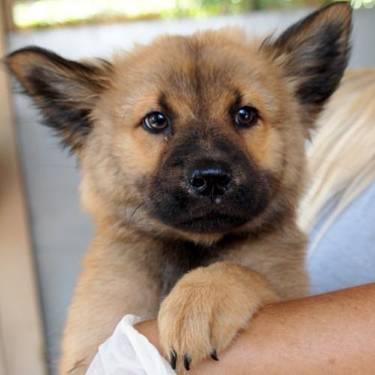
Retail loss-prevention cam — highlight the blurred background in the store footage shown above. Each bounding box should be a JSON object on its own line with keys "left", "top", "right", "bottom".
{"left": 5, "top": 0, "right": 373, "bottom": 30}
{"left": 0, "top": 1, "right": 374, "bottom": 375}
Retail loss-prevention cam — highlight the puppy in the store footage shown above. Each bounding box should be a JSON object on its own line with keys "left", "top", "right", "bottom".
{"left": 6, "top": 3, "right": 352, "bottom": 374}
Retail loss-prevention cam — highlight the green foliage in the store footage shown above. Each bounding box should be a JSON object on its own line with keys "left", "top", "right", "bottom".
{"left": 13, "top": 0, "right": 354, "bottom": 30}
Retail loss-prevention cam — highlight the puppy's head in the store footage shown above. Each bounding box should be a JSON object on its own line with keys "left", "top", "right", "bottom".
{"left": 6, "top": 3, "right": 352, "bottom": 242}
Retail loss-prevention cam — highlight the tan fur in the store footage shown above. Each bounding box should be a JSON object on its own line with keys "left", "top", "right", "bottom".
{"left": 60, "top": 29, "right": 310, "bottom": 372}
{"left": 5, "top": 4, "right": 352, "bottom": 374}
{"left": 63, "top": 29, "right": 305, "bottom": 372}
{"left": 158, "top": 262, "right": 279, "bottom": 372}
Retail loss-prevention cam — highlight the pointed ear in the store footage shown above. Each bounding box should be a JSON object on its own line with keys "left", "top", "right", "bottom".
{"left": 262, "top": 2, "right": 352, "bottom": 131}
{"left": 5, "top": 46, "right": 112, "bottom": 152}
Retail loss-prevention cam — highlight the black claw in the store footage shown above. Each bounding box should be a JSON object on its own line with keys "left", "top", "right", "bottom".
{"left": 184, "top": 354, "right": 191, "bottom": 371}
{"left": 211, "top": 349, "right": 219, "bottom": 361}
{"left": 170, "top": 350, "right": 177, "bottom": 370}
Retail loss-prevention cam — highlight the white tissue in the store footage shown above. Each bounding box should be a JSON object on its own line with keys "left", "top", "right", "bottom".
{"left": 86, "top": 315, "right": 176, "bottom": 375}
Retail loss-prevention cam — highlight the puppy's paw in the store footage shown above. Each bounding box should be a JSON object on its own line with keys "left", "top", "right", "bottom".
{"left": 158, "top": 262, "right": 278, "bottom": 372}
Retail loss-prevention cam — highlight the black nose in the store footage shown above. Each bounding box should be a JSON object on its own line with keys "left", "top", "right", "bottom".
{"left": 189, "top": 162, "right": 232, "bottom": 197}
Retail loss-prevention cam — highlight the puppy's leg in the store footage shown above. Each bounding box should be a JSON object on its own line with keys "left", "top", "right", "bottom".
{"left": 158, "top": 261, "right": 279, "bottom": 372}
{"left": 59, "top": 237, "right": 161, "bottom": 375}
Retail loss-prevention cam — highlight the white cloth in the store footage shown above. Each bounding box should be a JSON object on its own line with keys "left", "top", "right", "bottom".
{"left": 86, "top": 315, "right": 175, "bottom": 375}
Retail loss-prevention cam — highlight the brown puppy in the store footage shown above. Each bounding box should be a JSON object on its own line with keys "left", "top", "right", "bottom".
{"left": 6, "top": 3, "right": 352, "bottom": 374}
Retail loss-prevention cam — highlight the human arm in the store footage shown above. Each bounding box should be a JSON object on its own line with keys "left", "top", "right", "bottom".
{"left": 136, "top": 283, "right": 375, "bottom": 374}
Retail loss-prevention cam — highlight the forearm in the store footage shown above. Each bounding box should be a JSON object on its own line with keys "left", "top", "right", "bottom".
{"left": 136, "top": 283, "right": 375, "bottom": 374}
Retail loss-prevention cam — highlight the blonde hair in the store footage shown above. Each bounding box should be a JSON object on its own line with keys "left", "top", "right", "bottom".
{"left": 298, "top": 69, "right": 375, "bottom": 257}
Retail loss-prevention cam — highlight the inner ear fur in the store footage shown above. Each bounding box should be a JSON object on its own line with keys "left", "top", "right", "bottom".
{"left": 262, "top": 2, "right": 352, "bottom": 131}
{"left": 5, "top": 46, "right": 113, "bottom": 152}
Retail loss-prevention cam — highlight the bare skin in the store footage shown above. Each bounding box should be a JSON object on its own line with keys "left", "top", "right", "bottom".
{"left": 136, "top": 283, "right": 375, "bottom": 374}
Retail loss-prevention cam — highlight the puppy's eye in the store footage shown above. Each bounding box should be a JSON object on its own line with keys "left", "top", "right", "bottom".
{"left": 143, "top": 111, "right": 169, "bottom": 133}
{"left": 234, "top": 106, "right": 259, "bottom": 129}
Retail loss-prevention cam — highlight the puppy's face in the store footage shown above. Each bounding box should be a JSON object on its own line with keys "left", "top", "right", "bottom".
{"left": 6, "top": 4, "right": 352, "bottom": 241}
{"left": 102, "top": 32, "right": 288, "bottom": 235}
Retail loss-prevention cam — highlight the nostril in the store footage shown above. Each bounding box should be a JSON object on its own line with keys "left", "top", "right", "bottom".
{"left": 212, "top": 174, "right": 231, "bottom": 197}
{"left": 216, "top": 173, "right": 231, "bottom": 188}
{"left": 190, "top": 175, "right": 208, "bottom": 192}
